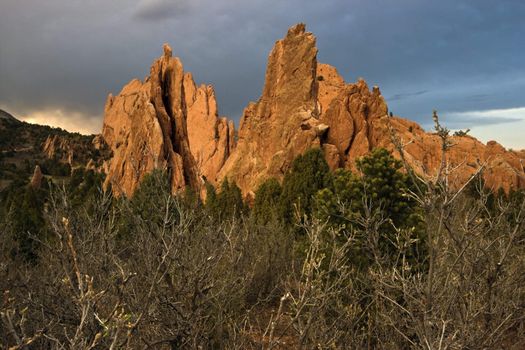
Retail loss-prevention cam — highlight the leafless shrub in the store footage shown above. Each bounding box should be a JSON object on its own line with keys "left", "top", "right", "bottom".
{"left": 259, "top": 112, "right": 525, "bottom": 349}
{"left": 0, "top": 180, "right": 293, "bottom": 349}
{"left": 375, "top": 111, "right": 525, "bottom": 349}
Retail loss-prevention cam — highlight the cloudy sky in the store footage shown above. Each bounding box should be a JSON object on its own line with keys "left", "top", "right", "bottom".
{"left": 1, "top": 0, "right": 524, "bottom": 148}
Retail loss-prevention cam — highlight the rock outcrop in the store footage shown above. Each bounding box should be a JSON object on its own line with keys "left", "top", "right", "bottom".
{"left": 367, "top": 115, "right": 524, "bottom": 193}
{"left": 43, "top": 133, "right": 108, "bottom": 168}
{"left": 218, "top": 24, "right": 327, "bottom": 196}
{"left": 312, "top": 60, "right": 524, "bottom": 193}
{"left": 102, "top": 44, "right": 233, "bottom": 196}
{"left": 102, "top": 23, "right": 525, "bottom": 197}
{"left": 30, "top": 165, "right": 43, "bottom": 189}
{"left": 184, "top": 73, "right": 235, "bottom": 183}
{"left": 43, "top": 135, "right": 75, "bottom": 164}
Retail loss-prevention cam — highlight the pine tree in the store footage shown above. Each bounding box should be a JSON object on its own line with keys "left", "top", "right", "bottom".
{"left": 6, "top": 183, "right": 48, "bottom": 263}
{"left": 130, "top": 169, "right": 171, "bottom": 224}
{"left": 315, "top": 148, "right": 425, "bottom": 269}
{"left": 205, "top": 179, "right": 245, "bottom": 220}
{"left": 252, "top": 177, "right": 282, "bottom": 224}
{"left": 279, "top": 148, "right": 332, "bottom": 225}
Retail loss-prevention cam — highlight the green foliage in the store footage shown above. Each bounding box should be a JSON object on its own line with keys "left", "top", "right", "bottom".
{"left": 453, "top": 128, "right": 470, "bottom": 137}
{"left": 40, "top": 158, "right": 71, "bottom": 176}
{"left": 2, "top": 181, "right": 48, "bottom": 263}
{"left": 205, "top": 179, "right": 246, "bottom": 220}
{"left": 130, "top": 169, "right": 171, "bottom": 224}
{"left": 113, "top": 170, "right": 176, "bottom": 241}
{"left": 315, "top": 148, "right": 425, "bottom": 268}
{"left": 204, "top": 181, "right": 219, "bottom": 215}
{"left": 67, "top": 167, "right": 105, "bottom": 209}
{"left": 180, "top": 185, "right": 202, "bottom": 211}
{"left": 219, "top": 179, "right": 245, "bottom": 216}
{"left": 354, "top": 148, "right": 414, "bottom": 224}
{"left": 315, "top": 168, "right": 356, "bottom": 224}
{"left": 279, "top": 148, "right": 331, "bottom": 225}
{"left": 252, "top": 178, "right": 282, "bottom": 224}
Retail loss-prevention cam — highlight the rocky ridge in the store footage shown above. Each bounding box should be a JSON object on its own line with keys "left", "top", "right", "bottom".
{"left": 101, "top": 24, "right": 525, "bottom": 197}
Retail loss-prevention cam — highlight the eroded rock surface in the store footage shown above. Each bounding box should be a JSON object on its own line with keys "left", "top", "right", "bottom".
{"left": 184, "top": 73, "right": 234, "bottom": 183}
{"left": 102, "top": 44, "right": 233, "bottom": 196}
{"left": 30, "top": 165, "right": 43, "bottom": 189}
{"left": 102, "top": 24, "right": 525, "bottom": 197}
{"left": 218, "top": 23, "right": 326, "bottom": 195}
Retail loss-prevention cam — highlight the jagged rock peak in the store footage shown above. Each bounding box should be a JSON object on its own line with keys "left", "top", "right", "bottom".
{"left": 218, "top": 23, "right": 322, "bottom": 195}
{"left": 287, "top": 22, "right": 306, "bottom": 36}
{"left": 101, "top": 44, "right": 234, "bottom": 196}
{"left": 163, "top": 43, "right": 172, "bottom": 58}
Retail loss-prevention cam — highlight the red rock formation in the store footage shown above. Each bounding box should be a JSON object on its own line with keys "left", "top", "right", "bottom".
{"left": 43, "top": 135, "right": 75, "bottom": 164}
{"left": 314, "top": 61, "right": 525, "bottom": 193}
{"left": 184, "top": 73, "right": 234, "bottom": 183}
{"left": 218, "top": 24, "right": 328, "bottom": 196}
{"left": 30, "top": 165, "right": 43, "bottom": 189}
{"left": 102, "top": 44, "right": 233, "bottom": 196}
{"left": 367, "top": 116, "right": 525, "bottom": 193}
{"left": 102, "top": 23, "right": 525, "bottom": 197}
{"left": 315, "top": 59, "right": 393, "bottom": 166}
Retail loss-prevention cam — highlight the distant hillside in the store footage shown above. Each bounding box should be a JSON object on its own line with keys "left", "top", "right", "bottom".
{"left": 0, "top": 109, "right": 109, "bottom": 190}
{"left": 0, "top": 109, "right": 20, "bottom": 123}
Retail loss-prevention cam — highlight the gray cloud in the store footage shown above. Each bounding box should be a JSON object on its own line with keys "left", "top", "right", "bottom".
{"left": 466, "top": 94, "right": 492, "bottom": 102}
{"left": 134, "top": 0, "right": 192, "bottom": 21}
{"left": 388, "top": 90, "right": 429, "bottom": 102}
{"left": 442, "top": 116, "right": 521, "bottom": 129}
{"left": 0, "top": 0, "right": 524, "bottom": 146}
{"left": 442, "top": 107, "right": 525, "bottom": 129}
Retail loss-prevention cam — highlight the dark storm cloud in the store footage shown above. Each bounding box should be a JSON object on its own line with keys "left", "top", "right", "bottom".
{"left": 0, "top": 0, "right": 524, "bottom": 146}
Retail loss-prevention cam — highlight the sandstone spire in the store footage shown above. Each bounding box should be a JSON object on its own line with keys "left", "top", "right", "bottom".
{"left": 218, "top": 23, "right": 327, "bottom": 196}
{"left": 102, "top": 45, "right": 233, "bottom": 196}
{"left": 184, "top": 73, "right": 234, "bottom": 183}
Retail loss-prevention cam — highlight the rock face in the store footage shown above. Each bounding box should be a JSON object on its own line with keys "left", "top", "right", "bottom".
{"left": 313, "top": 61, "right": 524, "bottom": 193}
{"left": 30, "top": 165, "right": 43, "bottom": 189}
{"left": 102, "top": 44, "right": 233, "bottom": 196}
{"left": 102, "top": 24, "right": 525, "bottom": 197}
{"left": 318, "top": 70, "right": 388, "bottom": 167}
{"left": 358, "top": 115, "right": 524, "bottom": 193}
{"left": 43, "top": 134, "right": 108, "bottom": 168}
{"left": 184, "top": 73, "right": 235, "bottom": 183}
{"left": 43, "top": 135, "right": 75, "bottom": 164}
{"left": 218, "top": 24, "right": 327, "bottom": 196}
